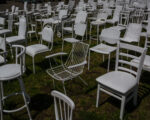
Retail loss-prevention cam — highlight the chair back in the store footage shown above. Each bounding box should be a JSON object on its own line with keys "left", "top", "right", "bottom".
{"left": 24, "top": 1, "right": 28, "bottom": 11}
{"left": 13, "top": 45, "right": 26, "bottom": 75}
{"left": 0, "top": 37, "right": 6, "bottom": 52}
{"left": 74, "top": 23, "right": 86, "bottom": 37}
{"left": 31, "top": 3, "right": 35, "bottom": 12}
{"left": 113, "top": 6, "right": 122, "bottom": 21}
{"left": 58, "top": 10, "right": 68, "bottom": 20}
{"left": 18, "top": 16, "right": 27, "bottom": 39}
{"left": 11, "top": 5, "right": 15, "bottom": 14}
{"left": 0, "top": 17, "right": 5, "bottom": 27}
{"left": 96, "top": 12, "right": 108, "bottom": 22}
{"left": 75, "top": 11, "right": 87, "bottom": 24}
{"left": 41, "top": 25, "right": 53, "bottom": 50}
{"left": 118, "top": 11, "right": 129, "bottom": 27}
{"left": 14, "top": 7, "right": 19, "bottom": 15}
{"left": 8, "top": 14, "right": 13, "bottom": 32}
{"left": 115, "top": 42, "right": 147, "bottom": 83}
{"left": 51, "top": 90, "right": 75, "bottom": 120}
{"left": 65, "top": 42, "right": 89, "bottom": 75}
{"left": 100, "top": 28, "right": 120, "bottom": 44}
{"left": 123, "top": 23, "right": 142, "bottom": 42}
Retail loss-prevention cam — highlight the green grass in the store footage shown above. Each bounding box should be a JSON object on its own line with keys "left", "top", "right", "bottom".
{"left": 2, "top": 22, "right": 150, "bottom": 120}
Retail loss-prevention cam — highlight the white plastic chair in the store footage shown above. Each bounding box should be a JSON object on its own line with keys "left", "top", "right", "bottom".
{"left": 90, "top": 12, "right": 108, "bottom": 44}
{"left": 62, "top": 23, "right": 87, "bottom": 51}
{"left": 96, "top": 41, "right": 147, "bottom": 120}
{"left": 46, "top": 42, "right": 89, "bottom": 94}
{"left": 26, "top": 25, "right": 53, "bottom": 73}
{"left": 0, "top": 45, "right": 32, "bottom": 120}
{"left": 6, "top": 16, "right": 27, "bottom": 57}
{"left": 51, "top": 90, "right": 75, "bottom": 120}
{"left": 88, "top": 28, "right": 120, "bottom": 72}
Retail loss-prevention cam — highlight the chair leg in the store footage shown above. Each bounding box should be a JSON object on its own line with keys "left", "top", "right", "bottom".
{"left": 78, "top": 76, "right": 88, "bottom": 86}
{"left": 107, "top": 54, "right": 110, "bottom": 72}
{"left": 62, "top": 82, "right": 66, "bottom": 95}
{"left": 89, "top": 24, "right": 92, "bottom": 45}
{"left": 52, "top": 79, "right": 56, "bottom": 89}
{"left": 133, "top": 86, "right": 138, "bottom": 106}
{"left": 62, "top": 40, "right": 64, "bottom": 51}
{"left": 32, "top": 57, "right": 35, "bottom": 74}
{"left": 120, "top": 96, "right": 126, "bottom": 120}
{"left": 0, "top": 82, "right": 3, "bottom": 120}
{"left": 0, "top": 82, "right": 4, "bottom": 105}
{"left": 96, "top": 84, "right": 100, "bottom": 108}
{"left": 88, "top": 50, "right": 91, "bottom": 70}
{"left": 19, "top": 77, "right": 32, "bottom": 120}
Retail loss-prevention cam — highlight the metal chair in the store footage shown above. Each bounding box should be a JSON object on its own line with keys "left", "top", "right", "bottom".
{"left": 46, "top": 42, "right": 89, "bottom": 94}
{"left": 0, "top": 45, "right": 32, "bottom": 120}
{"left": 96, "top": 41, "right": 147, "bottom": 120}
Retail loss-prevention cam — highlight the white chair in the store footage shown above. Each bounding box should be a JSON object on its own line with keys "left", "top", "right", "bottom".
{"left": 106, "top": 6, "right": 123, "bottom": 25}
{"left": 46, "top": 42, "right": 89, "bottom": 94}
{"left": 0, "top": 37, "right": 6, "bottom": 64}
{"left": 88, "top": 28, "right": 120, "bottom": 72}
{"left": 0, "top": 45, "right": 32, "bottom": 120}
{"left": 109, "top": 11, "right": 129, "bottom": 31}
{"left": 51, "top": 90, "right": 75, "bottom": 120}
{"left": 90, "top": 12, "right": 108, "bottom": 44}
{"left": 96, "top": 41, "right": 147, "bottom": 120}
{"left": 62, "top": 23, "right": 87, "bottom": 51}
{"left": 62, "top": 10, "right": 87, "bottom": 39}
{"left": 120, "top": 23, "right": 142, "bottom": 43}
{"left": 26, "top": 25, "right": 53, "bottom": 73}
{"left": 0, "top": 17, "right": 5, "bottom": 30}
{"left": 6, "top": 16, "right": 27, "bottom": 57}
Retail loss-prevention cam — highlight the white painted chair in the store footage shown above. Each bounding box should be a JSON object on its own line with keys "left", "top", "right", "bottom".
{"left": 110, "top": 11, "right": 129, "bottom": 31}
{"left": 46, "top": 42, "right": 89, "bottom": 94}
{"left": 0, "top": 45, "right": 32, "bottom": 120}
{"left": 90, "top": 12, "right": 108, "bottom": 44}
{"left": 106, "top": 6, "right": 123, "bottom": 25}
{"left": 96, "top": 41, "right": 147, "bottom": 120}
{"left": 26, "top": 25, "right": 53, "bottom": 73}
{"left": 62, "top": 23, "right": 87, "bottom": 51}
{"left": 0, "top": 37, "right": 6, "bottom": 64}
{"left": 6, "top": 16, "right": 27, "bottom": 57}
{"left": 62, "top": 10, "right": 87, "bottom": 39}
{"left": 51, "top": 90, "right": 75, "bottom": 120}
{"left": 88, "top": 28, "right": 120, "bottom": 72}
{"left": 0, "top": 17, "right": 5, "bottom": 30}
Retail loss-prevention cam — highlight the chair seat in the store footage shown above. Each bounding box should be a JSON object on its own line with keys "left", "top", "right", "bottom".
{"left": 64, "top": 38, "right": 79, "bottom": 43}
{"left": 28, "top": 31, "right": 36, "bottom": 34}
{"left": 47, "top": 65, "right": 75, "bottom": 81}
{"left": 107, "top": 19, "right": 118, "bottom": 24}
{"left": 6, "top": 36, "right": 25, "bottom": 43}
{"left": 0, "top": 29, "right": 11, "bottom": 34}
{"left": 90, "top": 43, "right": 117, "bottom": 54}
{"left": 63, "top": 27, "right": 73, "bottom": 32}
{"left": 96, "top": 71, "right": 136, "bottom": 94}
{"left": 110, "top": 26, "right": 126, "bottom": 31}
{"left": 0, "top": 55, "right": 5, "bottom": 64}
{"left": 91, "top": 21, "right": 106, "bottom": 25}
{"left": 0, "top": 64, "right": 21, "bottom": 81}
{"left": 26, "top": 44, "right": 49, "bottom": 57}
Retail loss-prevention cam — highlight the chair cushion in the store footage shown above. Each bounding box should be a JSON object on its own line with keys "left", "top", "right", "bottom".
{"left": 90, "top": 43, "right": 117, "bottom": 54}
{"left": 96, "top": 71, "right": 136, "bottom": 94}
{"left": 0, "top": 64, "right": 21, "bottom": 81}
{"left": 64, "top": 38, "right": 79, "bottom": 43}
{"left": 26, "top": 44, "right": 49, "bottom": 57}
{"left": 6, "top": 36, "right": 25, "bottom": 43}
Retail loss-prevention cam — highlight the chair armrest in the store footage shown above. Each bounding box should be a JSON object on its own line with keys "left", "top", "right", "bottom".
{"left": 68, "top": 61, "right": 87, "bottom": 69}
{"left": 45, "top": 52, "right": 67, "bottom": 59}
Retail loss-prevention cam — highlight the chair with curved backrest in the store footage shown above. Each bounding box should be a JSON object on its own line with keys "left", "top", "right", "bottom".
{"left": 26, "top": 24, "right": 53, "bottom": 73}
{"left": 46, "top": 42, "right": 89, "bottom": 94}
{"left": 88, "top": 28, "right": 120, "bottom": 72}
{"left": 6, "top": 15, "right": 27, "bottom": 57}
{"left": 51, "top": 90, "right": 75, "bottom": 120}
{"left": 0, "top": 45, "right": 32, "bottom": 120}
{"left": 96, "top": 41, "right": 147, "bottom": 120}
